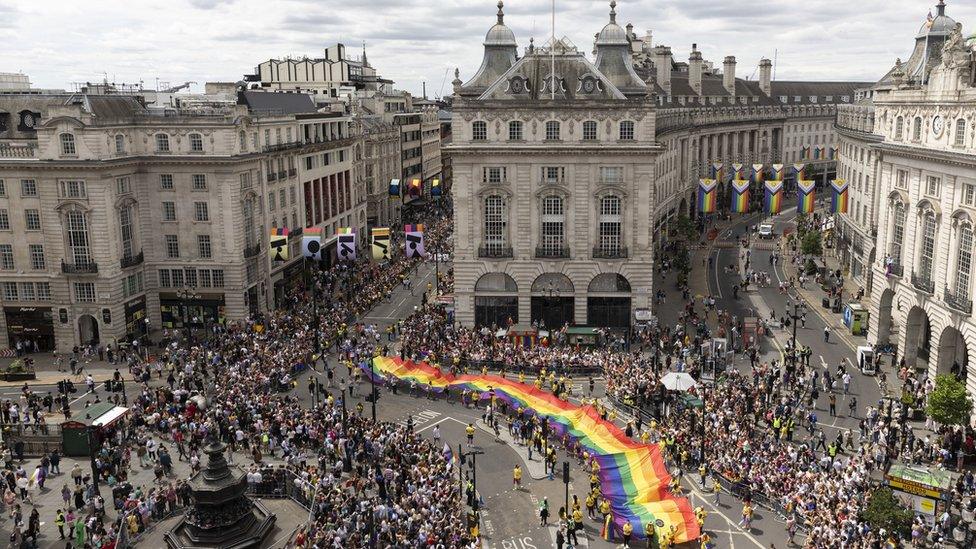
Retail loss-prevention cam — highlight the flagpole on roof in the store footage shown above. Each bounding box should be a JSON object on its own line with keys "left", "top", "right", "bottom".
{"left": 551, "top": 0, "right": 556, "bottom": 100}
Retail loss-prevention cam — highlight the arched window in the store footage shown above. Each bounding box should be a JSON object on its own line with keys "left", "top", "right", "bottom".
{"left": 583, "top": 120, "right": 598, "bottom": 141}
{"left": 895, "top": 117, "right": 904, "bottom": 140}
{"left": 472, "top": 121, "right": 487, "bottom": 141}
{"left": 545, "top": 121, "right": 561, "bottom": 141}
{"left": 890, "top": 202, "right": 907, "bottom": 263}
{"left": 155, "top": 133, "right": 170, "bottom": 152}
{"left": 540, "top": 195, "right": 565, "bottom": 256}
{"left": 955, "top": 224, "right": 974, "bottom": 298}
{"left": 114, "top": 134, "right": 125, "bottom": 154}
{"left": 597, "top": 195, "right": 622, "bottom": 256}
{"left": 619, "top": 120, "right": 635, "bottom": 140}
{"left": 189, "top": 133, "right": 204, "bottom": 152}
{"left": 483, "top": 195, "right": 508, "bottom": 255}
{"left": 59, "top": 133, "right": 76, "bottom": 156}
{"left": 508, "top": 121, "right": 523, "bottom": 141}
{"left": 919, "top": 213, "right": 937, "bottom": 281}
{"left": 912, "top": 117, "right": 922, "bottom": 141}
{"left": 955, "top": 119, "right": 967, "bottom": 147}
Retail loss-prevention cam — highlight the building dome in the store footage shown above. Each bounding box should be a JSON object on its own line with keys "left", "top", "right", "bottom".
{"left": 916, "top": 1, "right": 957, "bottom": 38}
{"left": 595, "top": 1, "right": 629, "bottom": 46}
{"left": 485, "top": 1, "right": 517, "bottom": 47}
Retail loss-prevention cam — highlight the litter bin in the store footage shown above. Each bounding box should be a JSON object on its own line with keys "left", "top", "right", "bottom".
{"left": 822, "top": 297, "right": 830, "bottom": 309}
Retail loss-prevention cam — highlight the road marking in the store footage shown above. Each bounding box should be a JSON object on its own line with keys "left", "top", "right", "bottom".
{"left": 416, "top": 416, "right": 451, "bottom": 433}
{"left": 686, "top": 486, "right": 763, "bottom": 548}
{"left": 820, "top": 355, "right": 828, "bottom": 368}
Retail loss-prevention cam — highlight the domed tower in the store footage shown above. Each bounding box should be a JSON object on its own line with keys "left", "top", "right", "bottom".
{"left": 593, "top": 1, "right": 647, "bottom": 98}
{"left": 878, "top": 0, "right": 959, "bottom": 86}
{"left": 458, "top": 1, "right": 519, "bottom": 97}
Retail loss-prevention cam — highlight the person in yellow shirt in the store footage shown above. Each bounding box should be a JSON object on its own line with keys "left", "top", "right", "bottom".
{"left": 598, "top": 498, "right": 611, "bottom": 519}
{"left": 466, "top": 423, "right": 475, "bottom": 447}
{"left": 585, "top": 493, "right": 596, "bottom": 519}
{"left": 513, "top": 465, "right": 522, "bottom": 490}
{"left": 518, "top": 371, "right": 525, "bottom": 384}
{"left": 640, "top": 430, "right": 651, "bottom": 444}
{"left": 535, "top": 377, "right": 543, "bottom": 390}
{"left": 695, "top": 506, "right": 707, "bottom": 528}
{"left": 622, "top": 520, "right": 633, "bottom": 546}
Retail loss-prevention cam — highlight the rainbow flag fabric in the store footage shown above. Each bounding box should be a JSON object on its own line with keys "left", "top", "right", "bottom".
{"left": 710, "top": 163, "right": 724, "bottom": 182}
{"left": 732, "top": 180, "right": 750, "bottom": 213}
{"left": 792, "top": 163, "right": 806, "bottom": 181}
{"left": 751, "top": 164, "right": 765, "bottom": 185}
{"left": 772, "top": 163, "right": 784, "bottom": 181}
{"left": 364, "top": 357, "right": 701, "bottom": 544}
{"left": 831, "top": 179, "right": 849, "bottom": 214}
{"left": 798, "top": 180, "right": 816, "bottom": 214}
{"left": 404, "top": 224, "right": 425, "bottom": 233}
{"left": 697, "top": 179, "right": 717, "bottom": 214}
{"left": 764, "top": 180, "right": 784, "bottom": 214}
{"left": 732, "top": 163, "right": 745, "bottom": 180}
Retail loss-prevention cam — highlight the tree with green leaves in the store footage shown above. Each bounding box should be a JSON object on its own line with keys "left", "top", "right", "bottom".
{"left": 801, "top": 230, "right": 822, "bottom": 257}
{"left": 863, "top": 487, "right": 914, "bottom": 539}
{"left": 926, "top": 373, "right": 974, "bottom": 426}
{"left": 671, "top": 215, "right": 698, "bottom": 242}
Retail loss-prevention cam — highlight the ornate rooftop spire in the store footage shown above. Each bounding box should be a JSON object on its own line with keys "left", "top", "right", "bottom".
{"left": 497, "top": 1, "right": 505, "bottom": 25}
{"left": 937, "top": 0, "right": 946, "bottom": 17}
{"left": 610, "top": 1, "right": 617, "bottom": 24}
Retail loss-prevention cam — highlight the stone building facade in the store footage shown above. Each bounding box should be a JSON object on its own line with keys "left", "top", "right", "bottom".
{"left": 0, "top": 91, "right": 363, "bottom": 352}
{"left": 842, "top": 1, "right": 976, "bottom": 392}
{"left": 450, "top": 1, "right": 867, "bottom": 329}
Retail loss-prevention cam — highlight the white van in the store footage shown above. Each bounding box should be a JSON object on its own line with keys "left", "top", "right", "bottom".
{"left": 857, "top": 346, "right": 876, "bottom": 375}
{"left": 758, "top": 224, "right": 774, "bottom": 239}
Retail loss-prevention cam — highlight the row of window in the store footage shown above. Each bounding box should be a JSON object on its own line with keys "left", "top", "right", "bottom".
{"left": 893, "top": 116, "right": 968, "bottom": 146}
{"left": 164, "top": 234, "right": 214, "bottom": 259}
{"left": 59, "top": 132, "right": 208, "bottom": 157}
{"left": 0, "top": 243, "right": 46, "bottom": 270}
{"left": 161, "top": 201, "right": 211, "bottom": 222}
{"left": 158, "top": 268, "right": 225, "bottom": 288}
{"left": 268, "top": 187, "right": 298, "bottom": 211}
{"left": 481, "top": 166, "right": 625, "bottom": 184}
{"left": 482, "top": 195, "right": 624, "bottom": 253}
{"left": 888, "top": 204, "right": 975, "bottom": 299}
{"left": 1, "top": 281, "right": 53, "bottom": 302}
{"left": 473, "top": 120, "right": 635, "bottom": 142}
{"left": 0, "top": 209, "right": 42, "bottom": 231}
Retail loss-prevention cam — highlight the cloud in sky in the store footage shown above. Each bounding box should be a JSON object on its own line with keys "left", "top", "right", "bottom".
{"left": 3, "top": 0, "right": 973, "bottom": 96}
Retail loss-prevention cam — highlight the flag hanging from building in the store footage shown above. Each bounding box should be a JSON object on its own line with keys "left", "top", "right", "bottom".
{"left": 752, "top": 164, "right": 765, "bottom": 185}
{"left": 710, "top": 162, "right": 724, "bottom": 182}
{"left": 336, "top": 227, "right": 356, "bottom": 261}
{"left": 798, "top": 180, "right": 817, "bottom": 214}
{"left": 793, "top": 163, "right": 806, "bottom": 181}
{"left": 801, "top": 146, "right": 810, "bottom": 160}
{"left": 404, "top": 224, "right": 425, "bottom": 258}
{"left": 772, "top": 163, "right": 784, "bottom": 181}
{"left": 430, "top": 178, "right": 442, "bottom": 197}
{"left": 697, "top": 179, "right": 717, "bottom": 214}
{"left": 302, "top": 227, "right": 323, "bottom": 260}
{"left": 407, "top": 178, "right": 423, "bottom": 199}
{"left": 389, "top": 178, "right": 401, "bottom": 197}
{"left": 732, "top": 180, "right": 751, "bottom": 213}
{"left": 764, "top": 180, "right": 784, "bottom": 214}
{"left": 371, "top": 227, "right": 391, "bottom": 261}
{"left": 270, "top": 228, "right": 289, "bottom": 262}
{"left": 829, "top": 147, "right": 837, "bottom": 160}
{"left": 732, "top": 163, "right": 746, "bottom": 180}
{"left": 831, "top": 179, "right": 849, "bottom": 214}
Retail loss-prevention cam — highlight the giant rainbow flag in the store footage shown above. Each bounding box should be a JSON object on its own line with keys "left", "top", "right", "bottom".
{"left": 731, "top": 180, "right": 751, "bottom": 213}
{"left": 797, "top": 180, "right": 816, "bottom": 214}
{"left": 365, "top": 356, "right": 700, "bottom": 543}
{"left": 697, "top": 179, "right": 717, "bottom": 214}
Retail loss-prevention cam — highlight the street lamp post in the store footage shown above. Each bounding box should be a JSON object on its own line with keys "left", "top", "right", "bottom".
{"left": 176, "top": 285, "right": 201, "bottom": 344}
{"left": 369, "top": 356, "right": 377, "bottom": 422}
{"left": 787, "top": 295, "right": 807, "bottom": 374}
{"left": 87, "top": 425, "right": 100, "bottom": 496}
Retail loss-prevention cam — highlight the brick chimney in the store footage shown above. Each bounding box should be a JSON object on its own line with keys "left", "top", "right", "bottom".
{"left": 652, "top": 45, "right": 672, "bottom": 97}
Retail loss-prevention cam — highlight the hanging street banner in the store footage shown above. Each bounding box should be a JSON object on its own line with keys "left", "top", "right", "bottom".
{"left": 798, "top": 180, "right": 817, "bottom": 214}
{"left": 831, "top": 179, "right": 849, "bottom": 214}
{"left": 764, "top": 180, "right": 784, "bottom": 215}
{"left": 697, "top": 179, "right": 717, "bottom": 214}
{"left": 270, "top": 228, "right": 289, "bottom": 262}
{"left": 371, "top": 227, "right": 391, "bottom": 261}
{"left": 732, "top": 180, "right": 751, "bottom": 213}
{"left": 336, "top": 227, "right": 356, "bottom": 261}
{"left": 404, "top": 224, "right": 425, "bottom": 258}
{"left": 302, "top": 227, "right": 323, "bottom": 260}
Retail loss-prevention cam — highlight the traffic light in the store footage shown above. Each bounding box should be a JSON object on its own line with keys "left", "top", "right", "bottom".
{"left": 66, "top": 381, "right": 76, "bottom": 394}
{"left": 563, "top": 461, "right": 570, "bottom": 484}
{"left": 104, "top": 380, "right": 113, "bottom": 391}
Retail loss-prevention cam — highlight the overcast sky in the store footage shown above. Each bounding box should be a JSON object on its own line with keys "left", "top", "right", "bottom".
{"left": 2, "top": 0, "right": 973, "bottom": 97}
